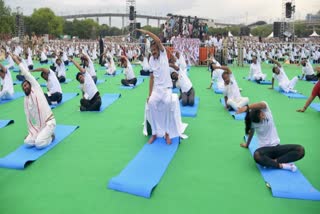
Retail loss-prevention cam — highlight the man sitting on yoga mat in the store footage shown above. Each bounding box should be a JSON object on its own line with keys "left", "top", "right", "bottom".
{"left": 55, "top": 58, "right": 66, "bottom": 83}
{"left": 268, "top": 57, "right": 298, "bottom": 93}
{"left": 221, "top": 66, "right": 249, "bottom": 111}
{"left": 297, "top": 67, "right": 320, "bottom": 112}
{"left": 237, "top": 101, "right": 305, "bottom": 172}
{"left": 30, "top": 68, "right": 63, "bottom": 105}
{"left": 80, "top": 51, "right": 97, "bottom": 84}
{"left": 140, "top": 54, "right": 151, "bottom": 76}
{"left": 70, "top": 58, "right": 101, "bottom": 112}
{"left": 299, "top": 59, "right": 318, "bottom": 82}
{"left": 169, "top": 58, "right": 195, "bottom": 106}
{"left": 137, "top": 29, "right": 173, "bottom": 145}
{"left": 120, "top": 56, "right": 137, "bottom": 87}
{"left": 11, "top": 53, "right": 56, "bottom": 149}
{"left": 0, "top": 63, "right": 14, "bottom": 101}
{"left": 248, "top": 56, "right": 267, "bottom": 82}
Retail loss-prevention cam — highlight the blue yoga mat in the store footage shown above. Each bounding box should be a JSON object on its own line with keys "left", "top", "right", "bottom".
{"left": 108, "top": 137, "right": 180, "bottom": 198}
{"left": 120, "top": 77, "right": 144, "bottom": 90}
{"left": 246, "top": 135, "right": 320, "bottom": 201}
{"left": 172, "top": 88, "right": 180, "bottom": 94}
{"left": 50, "top": 93, "right": 79, "bottom": 109}
{"left": 96, "top": 79, "right": 106, "bottom": 85}
{"left": 274, "top": 87, "right": 307, "bottom": 99}
{"left": 0, "top": 120, "right": 14, "bottom": 128}
{"left": 212, "top": 83, "right": 223, "bottom": 94}
{"left": 0, "top": 125, "right": 79, "bottom": 170}
{"left": 181, "top": 97, "right": 199, "bottom": 117}
{"left": 0, "top": 92, "right": 24, "bottom": 105}
{"left": 243, "top": 77, "right": 272, "bottom": 85}
{"left": 219, "top": 98, "right": 246, "bottom": 120}
{"left": 310, "top": 103, "right": 320, "bottom": 112}
{"left": 40, "top": 79, "right": 72, "bottom": 87}
{"left": 12, "top": 67, "right": 20, "bottom": 73}
{"left": 85, "top": 93, "right": 121, "bottom": 112}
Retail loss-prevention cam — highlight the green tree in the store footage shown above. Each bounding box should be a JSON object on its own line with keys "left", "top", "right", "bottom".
{"left": 251, "top": 25, "right": 272, "bottom": 37}
{"left": 28, "top": 8, "right": 63, "bottom": 36}
{"left": 141, "top": 25, "right": 161, "bottom": 36}
{"left": 0, "top": 0, "right": 14, "bottom": 36}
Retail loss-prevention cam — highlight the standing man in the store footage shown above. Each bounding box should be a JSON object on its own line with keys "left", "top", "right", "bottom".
{"left": 11, "top": 53, "right": 56, "bottom": 149}
{"left": 137, "top": 29, "right": 173, "bottom": 145}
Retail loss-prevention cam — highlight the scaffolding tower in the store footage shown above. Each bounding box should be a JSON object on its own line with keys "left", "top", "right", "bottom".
{"left": 126, "top": 0, "right": 137, "bottom": 39}
{"left": 15, "top": 7, "right": 25, "bottom": 40}
{"left": 280, "top": 0, "right": 295, "bottom": 41}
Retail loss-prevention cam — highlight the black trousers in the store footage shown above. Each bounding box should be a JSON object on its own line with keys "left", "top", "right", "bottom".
{"left": 64, "top": 60, "right": 69, "bottom": 66}
{"left": 121, "top": 78, "right": 137, "bottom": 86}
{"left": 181, "top": 87, "right": 195, "bottom": 106}
{"left": 40, "top": 59, "right": 48, "bottom": 64}
{"left": 80, "top": 92, "right": 101, "bottom": 111}
{"left": 253, "top": 144, "right": 305, "bottom": 168}
{"left": 140, "top": 70, "right": 150, "bottom": 76}
{"left": 50, "top": 65, "right": 56, "bottom": 71}
{"left": 45, "top": 92, "right": 63, "bottom": 105}
{"left": 58, "top": 76, "right": 66, "bottom": 83}
{"left": 28, "top": 65, "right": 33, "bottom": 70}
{"left": 305, "top": 74, "right": 318, "bottom": 81}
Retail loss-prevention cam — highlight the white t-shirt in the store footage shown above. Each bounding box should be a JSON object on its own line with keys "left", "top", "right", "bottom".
{"left": 124, "top": 60, "right": 135, "bottom": 80}
{"left": 302, "top": 61, "right": 315, "bottom": 76}
{"left": 223, "top": 74, "right": 241, "bottom": 100}
{"left": 40, "top": 52, "right": 47, "bottom": 61}
{"left": 178, "top": 69, "right": 192, "bottom": 93}
{"left": 84, "top": 54, "right": 96, "bottom": 77}
{"left": 252, "top": 102, "right": 280, "bottom": 148}
{"left": 56, "top": 64, "right": 66, "bottom": 78}
{"left": 0, "top": 70, "right": 14, "bottom": 96}
{"left": 272, "top": 67, "right": 289, "bottom": 85}
{"left": 81, "top": 71, "right": 98, "bottom": 100}
{"left": 142, "top": 57, "right": 150, "bottom": 71}
{"left": 149, "top": 49, "right": 172, "bottom": 88}
{"left": 249, "top": 62, "right": 263, "bottom": 79}
{"left": 47, "top": 70, "right": 62, "bottom": 94}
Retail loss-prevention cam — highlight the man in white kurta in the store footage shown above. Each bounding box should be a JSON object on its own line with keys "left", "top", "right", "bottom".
{"left": 15, "top": 56, "right": 56, "bottom": 149}
{"left": 249, "top": 57, "right": 266, "bottom": 81}
{"left": 0, "top": 64, "right": 14, "bottom": 101}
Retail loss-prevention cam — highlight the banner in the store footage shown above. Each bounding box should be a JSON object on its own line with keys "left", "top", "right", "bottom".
{"left": 172, "top": 38, "right": 201, "bottom": 65}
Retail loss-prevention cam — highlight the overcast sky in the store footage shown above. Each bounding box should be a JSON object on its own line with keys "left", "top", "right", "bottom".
{"left": 5, "top": 0, "right": 320, "bottom": 27}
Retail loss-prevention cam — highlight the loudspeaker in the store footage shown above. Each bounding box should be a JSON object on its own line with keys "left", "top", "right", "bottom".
{"left": 129, "top": 6, "right": 134, "bottom": 20}
{"left": 285, "top": 2, "right": 292, "bottom": 18}
{"left": 129, "top": 23, "right": 141, "bottom": 39}
{"left": 273, "top": 22, "right": 281, "bottom": 37}
{"left": 240, "top": 26, "right": 250, "bottom": 36}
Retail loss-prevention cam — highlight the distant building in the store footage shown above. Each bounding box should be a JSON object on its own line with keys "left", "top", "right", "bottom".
{"left": 306, "top": 13, "right": 320, "bottom": 22}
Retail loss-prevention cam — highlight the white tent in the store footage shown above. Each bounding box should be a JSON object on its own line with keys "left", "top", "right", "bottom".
{"left": 228, "top": 31, "right": 233, "bottom": 37}
{"left": 267, "top": 32, "right": 274, "bottom": 38}
{"left": 309, "top": 30, "right": 319, "bottom": 37}
{"left": 249, "top": 33, "right": 253, "bottom": 37}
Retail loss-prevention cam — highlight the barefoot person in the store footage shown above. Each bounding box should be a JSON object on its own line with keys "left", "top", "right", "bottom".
{"left": 11, "top": 53, "right": 56, "bottom": 149}
{"left": 137, "top": 29, "right": 173, "bottom": 145}
{"left": 238, "top": 101, "right": 305, "bottom": 172}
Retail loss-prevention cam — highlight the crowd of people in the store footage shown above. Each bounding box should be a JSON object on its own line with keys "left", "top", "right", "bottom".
{"left": 0, "top": 30, "right": 319, "bottom": 174}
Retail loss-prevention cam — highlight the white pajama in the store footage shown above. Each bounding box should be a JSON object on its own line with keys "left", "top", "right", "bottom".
{"left": 227, "top": 97, "right": 249, "bottom": 111}
{"left": 279, "top": 77, "right": 298, "bottom": 93}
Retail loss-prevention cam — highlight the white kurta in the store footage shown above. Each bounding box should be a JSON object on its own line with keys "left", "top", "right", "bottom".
{"left": 19, "top": 63, "right": 56, "bottom": 149}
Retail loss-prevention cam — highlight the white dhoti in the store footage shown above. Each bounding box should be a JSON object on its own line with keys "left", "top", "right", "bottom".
{"left": 24, "top": 119, "right": 56, "bottom": 149}
{"left": 0, "top": 90, "right": 14, "bottom": 100}
{"left": 227, "top": 97, "right": 249, "bottom": 111}
{"left": 144, "top": 93, "right": 188, "bottom": 138}
{"left": 279, "top": 77, "right": 298, "bottom": 93}
{"left": 252, "top": 73, "right": 266, "bottom": 81}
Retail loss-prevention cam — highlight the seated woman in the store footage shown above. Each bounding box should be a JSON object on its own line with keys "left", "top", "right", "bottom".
{"left": 120, "top": 56, "right": 137, "bottom": 87}
{"left": 297, "top": 67, "right": 320, "bottom": 112}
{"left": 238, "top": 101, "right": 305, "bottom": 172}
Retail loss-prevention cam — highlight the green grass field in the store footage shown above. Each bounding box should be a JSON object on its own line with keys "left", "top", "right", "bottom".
{"left": 0, "top": 61, "right": 319, "bottom": 214}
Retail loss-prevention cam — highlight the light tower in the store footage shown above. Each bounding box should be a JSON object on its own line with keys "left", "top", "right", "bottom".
{"left": 15, "top": 7, "right": 25, "bottom": 40}
{"left": 280, "top": 0, "right": 295, "bottom": 41}
{"left": 126, "top": 0, "right": 137, "bottom": 39}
